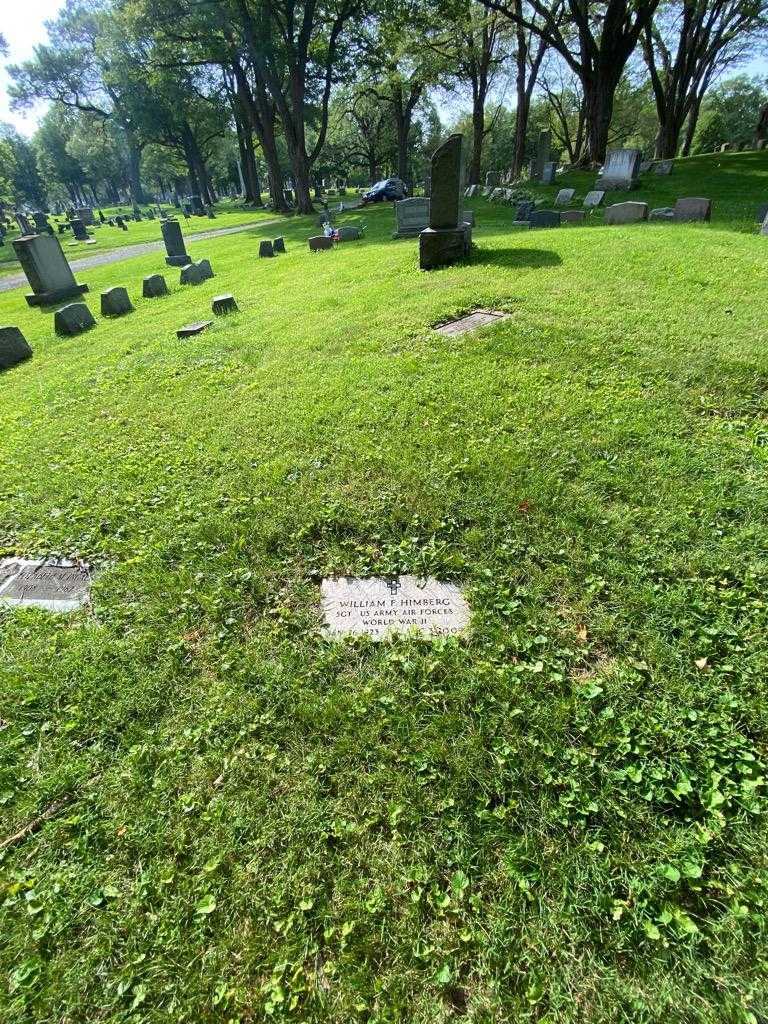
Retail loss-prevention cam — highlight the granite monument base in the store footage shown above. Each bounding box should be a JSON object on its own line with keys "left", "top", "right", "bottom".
{"left": 25, "top": 283, "right": 89, "bottom": 308}
{"left": 165, "top": 254, "right": 192, "bottom": 267}
{"left": 419, "top": 225, "right": 471, "bottom": 271}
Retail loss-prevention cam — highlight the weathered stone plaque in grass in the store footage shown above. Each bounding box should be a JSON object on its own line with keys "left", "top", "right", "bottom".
{"left": 212, "top": 294, "right": 238, "bottom": 315}
{"left": 143, "top": 274, "right": 168, "bottom": 298}
{"left": 0, "top": 327, "right": 33, "bottom": 371}
{"left": 177, "top": 320, "right": 213, "bottom": 338}
{"left": 654, "top": 159, "right": 674, "bottom": 175}
{"left": 321, "top": 575, "right": 470, "bottom": 639}
{"left": 54, "top": 302, "right": 96, "bottom": 336}
{"left": 650, "top": 207, "right": 675, "bottom": 221}
{"left": 0, "top": 558, "right": 91, "bottom": 611}
{"left": 436, "top": 309, "right": 509, "bottom": 336}
{"left": 555, "top": 188, "right": 575, "bottom": 206}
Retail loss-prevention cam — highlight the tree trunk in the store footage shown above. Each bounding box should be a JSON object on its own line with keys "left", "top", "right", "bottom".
{"left": 583, "top": 75, "right": 616, "bottom": 164}
{"left": 511, "top": 50, "right": 529, "bottom": 178}
{"left": 681, "top": 96, "right": 703, "bottom": 157}
{"left": 470, "top": 96, "right": 484, "bottom": 184}
{"left": 232, "top": 59, "right": 288, "bottom": 212}
{"left": 126, "top": 139, "right": 145, "bottom": 205}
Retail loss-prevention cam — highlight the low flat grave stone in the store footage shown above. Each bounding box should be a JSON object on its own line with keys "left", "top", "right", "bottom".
{"left": 650, "top": 207, "right": 675, "bottom": 221}
{"left": 674, "top": 197, "right": 711, "bottom": 223}
{"left": 561, "top": 210, "right": 585, "bottom": 224}
{"left": 654, "top": 159, "right": 674, "bottom": 175}
{"left": 0, "top": 326, "right": 33, "bottom": 371}
{"left": 55, "top": 302, "right": 96, "bottom": 336}
{"left": 309, "top": 235, "right": 334, "bottom": 251}
{"left": 529, "top": 209, "right": 561, "bottom": 228}
{"left": 212, "top": 293, "right": 238, "bottom": 315}
{"left": 259, "top": 240, "right": 275, "bottom": 257}
{"left": 143, "top": 274, "right": 168, "bottom": 298}
{"left": 605, "top": 201, "right": 648, "bottom": 225}
{"left": 0, "top": 558, "right": 91, "bottom": 612}
{"left": 273, "top": 236, "right": 286, "bottom": 253}
{"left": 101, "top": 286, "right": 134, "bottom": 317}
{"left": 583, "top": 190, "right": 605, "bottom": 208}
{"left": 177, "top": 320, "right": 213, "bottom": 339}
{"left": 321, "top": 575, "right": 470, "bottom": 639}
{"left": 337, "top": 225, "right": 361, "bottom": 240}
{"left": 555, "top": 188, "right": 575, "bottom": 206}
{"left": 435, "top": 309, "right": 509, "bottom": 336}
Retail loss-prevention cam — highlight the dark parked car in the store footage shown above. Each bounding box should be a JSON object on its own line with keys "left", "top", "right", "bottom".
{"left": 361, "top": 178, "right": 407, "bottom": 204}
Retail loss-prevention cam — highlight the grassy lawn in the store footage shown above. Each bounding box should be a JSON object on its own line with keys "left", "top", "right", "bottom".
{"left": 1, "top": 152, "right": 767, "bottom": 1023}
{"left": 0, "top": 202, "right": 281, "bottom": 277}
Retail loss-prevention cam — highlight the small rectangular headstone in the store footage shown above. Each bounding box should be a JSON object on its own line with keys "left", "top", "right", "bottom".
{"left": 604, "top": 201, "right": 648, "bottom": 225}
{"left": 673, "top": 197, "right": 712, "bottom": 223}
{"left": 529, "top": 209, "right": 561, "bottom": 229}
{"left": 0, "top": 326, "right": 33, "bottom": 370}
{"left": 599, "top": 149, "right": 642, "bottom": 190}
{"left": 320, "top": 575, "right": 470, "bottom": 639}
{"left": 561, "top": 210, "right": 585, "bottom": 224}
{"left": 554, "top": 188, "right": 575, "bottom": 206}
{"left": 0, "top": 558, "right": 91, "bottom": 611}
{"left": 583, "top": 191, "right": 605, "bottom": 208}
{"left": 394, "top": 197, "right": 429, "bottom": 237}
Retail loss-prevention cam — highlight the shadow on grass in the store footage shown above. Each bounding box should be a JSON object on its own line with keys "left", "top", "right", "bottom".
{"left": 470, "top": 246, "right": 562, "bottom": 269}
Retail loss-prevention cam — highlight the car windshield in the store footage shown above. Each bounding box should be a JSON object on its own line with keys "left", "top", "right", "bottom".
{"left": 371, "top": 180, "right": 388, "bottom": 190}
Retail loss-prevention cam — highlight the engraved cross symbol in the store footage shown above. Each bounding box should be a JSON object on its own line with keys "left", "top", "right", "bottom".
{"left": 387, "top": 579, "right": 401, "bottom": 595}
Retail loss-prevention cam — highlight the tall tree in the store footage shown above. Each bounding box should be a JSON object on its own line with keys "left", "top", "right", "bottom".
{"left": 8, "top": 0, "right": 147, "bottom": 203}
{"left": 642, "top": 0, "right": 767, "bottom": 159}
{"left": 481, "top": 0, "right": 662, "bottom": 162}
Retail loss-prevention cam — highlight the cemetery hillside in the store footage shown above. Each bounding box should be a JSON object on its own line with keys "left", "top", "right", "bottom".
{"left": 1, "top": 1, "right": 768, "bottom": 1022}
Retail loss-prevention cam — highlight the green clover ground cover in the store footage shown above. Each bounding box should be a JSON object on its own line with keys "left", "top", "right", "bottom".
{"left": 1, "top": 152, "right": 768, "bottom": 1022}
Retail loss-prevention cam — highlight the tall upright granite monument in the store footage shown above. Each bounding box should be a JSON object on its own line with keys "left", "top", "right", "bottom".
{"left": 419, "top": 134, "right": 471, "bottom": 271}
{"left": 12, "top": 234, "right": 88, "bottom": 307}
{"left": 161, "top": 219, "right": 191, "bottom": 266}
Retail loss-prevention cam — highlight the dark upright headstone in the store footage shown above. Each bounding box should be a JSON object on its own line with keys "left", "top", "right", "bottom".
{"left": 161, "top": 219, "right": 191, "bottom": 266}
{"left": 71, "top": 218, "right": 89, "bottom": 241}
{"left": 12, "top": 234, "right": 88, "bottom": 307}
{"left": 419, "top": 134, "right": 471, "bottom": 271}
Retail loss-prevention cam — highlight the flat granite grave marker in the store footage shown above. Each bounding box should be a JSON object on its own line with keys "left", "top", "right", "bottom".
{"left": 674, "top": 197, "right": 712, "bottom": 223}
{"left": 161, "top": 219, "right": 191, "bottom": 266}
{"left": 0, "top": 558, "right": 90, "bottom": 611}
{"left": 143, "top": 274, "right": 168, "bottom": 298}
{"left": 555, "top": 188, "right": 575, "bottom": 206}
{"left": 212, "top": 294, "right": 238, "bottom": 315}
{"left": 55, "top": 302, "right": 96, "bottom": 336}
{"left": 177, "top": 320, "right": 213, "bottom": 338}
{"left": 604, "top": 201, "right": 648, "bottom": 225}
{"left": 320, "top": 575, "right": 470, "bottom": 639}
{"left": 101, "top": 286, "right": 134, "bottom": 316}
{"left": 419, "top": 134, "right": 471, "bottom": 270}
{"left": 561, "top": 210, "right": 585, "bottom": 224}
{"left": 0, "top": 326, "right": 33, "bottom": 370}
{"left": 599, "top": 148, "right": 642, "bottom": 190}
{"left": 435, "top": 309, "right": 509, "bottom": 336}
{"left": 13, "top": 234, "right": 89, "bottom": 307}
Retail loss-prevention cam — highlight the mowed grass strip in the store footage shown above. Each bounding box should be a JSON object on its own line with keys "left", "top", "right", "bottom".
{"left": 1, "top": 153, "right": 767, "bottom": 1023}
